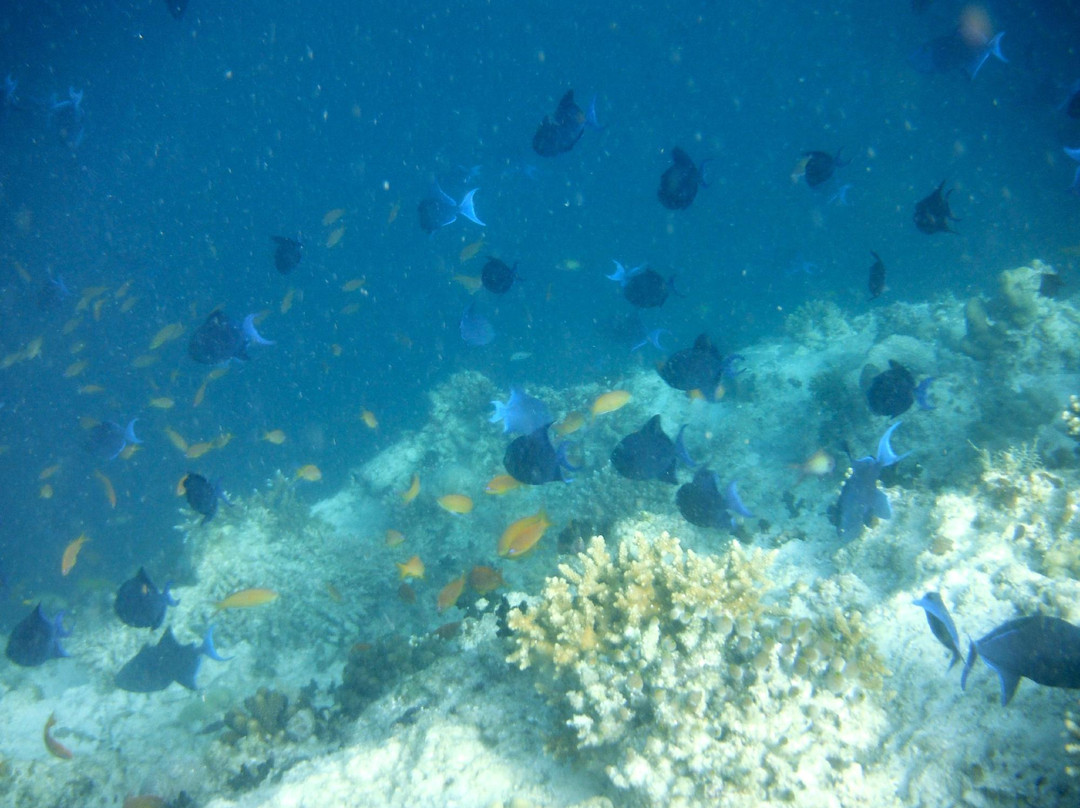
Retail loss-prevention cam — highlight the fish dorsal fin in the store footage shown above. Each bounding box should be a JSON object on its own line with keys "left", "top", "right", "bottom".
{"left": 692, "top": 333, "right": 714, "bottom": 352}
{"left": 671, "top": 147, "right": 694, "bottom": 167}
{"left": 643, "top": 414, "right": 664, "bottom": 435}
{"left": 556, "top": 90, "right": 576, "bottom": 113}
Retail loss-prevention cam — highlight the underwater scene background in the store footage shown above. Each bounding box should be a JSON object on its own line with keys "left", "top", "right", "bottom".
{"left": 2, "top": 0, "right": 1080, "bottom": 806}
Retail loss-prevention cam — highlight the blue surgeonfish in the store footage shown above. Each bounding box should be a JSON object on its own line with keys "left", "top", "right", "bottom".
{"left": 912, "top": 591, "right": 962, "bottom": 668}
{"left": 836, "top": 422, "right": 909, "bottom": 542}
{"left": 115, "top": 626, "right": 229, "bottom": 693}
{"left": 961, "top": 615, "right": 1080, "bottom": 705}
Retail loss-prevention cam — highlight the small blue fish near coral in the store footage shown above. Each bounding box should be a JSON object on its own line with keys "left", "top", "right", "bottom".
{"left": 5, "top": 603, "right": 70, "bottom": 667}
{"left": 961, "top": 614, "right": 1080, "bottom": 705}
{"left": 836, "top": 422, "right": 908, "bottom": 542}
{"left": 913, "top": 591, "right": 962, "bottom": 668}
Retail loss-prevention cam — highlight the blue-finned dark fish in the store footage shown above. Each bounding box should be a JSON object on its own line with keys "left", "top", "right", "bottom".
{"left": 532, "top": 90, "right": 600, "bottom": 157}
{"left": 188, "top": 310, "right": 274, "bottom": 365}
{"left": 115, "top": 567, "right": 179, "bottom": 629}
{"left": 909, "top": 29, "right": 1006, "bottom": 80}
{"left": 676, "top": 468, "right": 752, "bottom": 529}
{"left": 271, "top": 236, "right": 302, "bottom": 275}
{"left": 85, "top": 418, "right": 141, "bottom": 461}
{"left": 658, "top": 147, "right": 708, "bottom": 210}
{"left": 418, "top": 183, "right": 485, "bottom": 234}
{"left": 836, "top": 422, "right": 909, "bottom": 542}
{"left": 5, "top": 603, "right": 69, "bottom": 667}
{"left": 115, "top": 626, "right": 229, "bottom": 693}
{"left": 503, "top": 424, "right": 575, "bottom": 485}
{"left": 610, "top": 415, "right": 695, "bottom": 484}
{"left": 912, "top": 591, "right": 962, "bottom": 668}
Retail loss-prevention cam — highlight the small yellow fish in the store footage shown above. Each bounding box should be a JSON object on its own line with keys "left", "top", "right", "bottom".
{"left": 214, "top": 588, "right": 279, "bottom": 610}
{"left": 119, "top": 296, "right": 139, "bottom": 313}
{"left": 400, "top": 473, "right": 420, "bottom": 504}
{"left": 396, "top": 555, "right": 425, "bottom": 580}
{"left": 75, "top": 286, "right": 107, "bottom": 312}
{"left": 452, "top": 274, "right": 482, "bottom": 294}
{"left": 458, "top": 237, "right": 485, "bottom": 263}
{"left": 341, "top": 278, "right": 366, "bottom": 292}
{"left": 148, "top": 397, "right": 175, "bottom": 409}
{"left": 69, "top": 341, "right": 86, "bottom": 355}
{"left": 484, "top": 474, "right": 522, "bottom": 495}
{"left": 24, "top": 336, "right": 43, "bottom": 360}
{"left": 554, "top": 411, "right": 586, "bottom": 437}
{"left": 39, "top": 464, "right": 61, "bottom": 480}
{"left": 114, "top": 280, "right": 133, "bottom": 299}
{"left": 164, "top": 426, "right": 189, "bottom": 453}
{"left": 437, "top": 494, "right": 474, "bottom": 514}
{"left": 340, "top": 303, "right": 361, "bottom": 316}
{"left": 325, "top": 226, "right": 345, "bottom": 248}
{"left": 39, "top": 483, "right": 54, "bottom": 499}
{"left": 213, "top": 432, "right": 233, "bottom": 449}
{"left": 149, "top": 322, "right": 185, "bottom": 351}
{"left": 131, "top": 354, "right": 160, "bottom": 368}
{"left": 385, "top": 528, "right": 406, "bottom": 547}
{"left": 77, "top": 384, "right": 105, "bottom": 395}
{"left": 94, "top": 469, "right": 117, "bottom": 508}
{"left": 360, "top": 409, "right": 378, "bottom": 429}
{"left": 497, "top": 509, "right": 552, "bottom": 559}
{"left": 185, "top": 441, "right": 214, "bottom": 459}
{"left": 61, "top": 533, "right": 90, "bottom": 576}
{"left": 43, "top": 713, "right": 73, "bottom": 760}
{"left": 322, "top": 207, "right": 346, "bottom": 227}
{"left": 387, "top": 201, "right": 400, "bottom": 225}
{"left": 591, "top": 390, "right": 631, "bottom": 417}
{"left": 63, "top": 360, "right": 88, "bottom": 378}
{"left": 437, "top": 574, "right": 466, "bottom": 612}
{"left": 280, "top": 287, "right": 296, "bottom": 314}
{"left": 192, "top": 380, "right": 209, "bottom": 408}
{"left": 62, "top": 317, "right": 81, "bottom": 336}
{"left": 262, "top": 429, "right": 286, "bottom": 445}
{"left": 296, "top": 464, "right": 323, "bottom": 482}
{"left": 92, "top": 297, "right": 107, "bottom": 321}
{"left": 330, "top": 343, "right": 344, "bottom": 356}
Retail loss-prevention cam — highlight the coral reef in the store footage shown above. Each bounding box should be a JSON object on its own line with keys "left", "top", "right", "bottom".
{"left": 508, "top": 531, "right": 892, "bottom": 806}
{"left": 334, "top": 634, "right": 444, "bottom": 719}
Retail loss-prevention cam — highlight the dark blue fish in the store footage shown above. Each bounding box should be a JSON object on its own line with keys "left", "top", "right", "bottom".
{"left": 417, "top": 183, "right": 485, "bottom": 234}
{"left": 532, "top": 90, "right": 600, "bottom": 157}
{"left": 5, "top": 603, "right": 69, "bottom": 667}
{"left": 866, "top": 360, "right": 935, "bottom": 417}
{"left": 607, "top": 262, "right": 677, "bottom": 309}
{"left": 271, "top": 236, "right": 303, "bottom": 275}
{"left": 115, "top": 626, "right": 229, "bottom": 693}
{"left": 182, "top": 472, "right": 228, "bottom": 524}
{"left": 459, "top": 301, "right": 495, "bottom": 347}
{"left": 909, "top": 29, "right": 1006, "bottom": 79}
{"left": 676, "top": 468, "right": 753, "bottom": 528}
{"left": 912, "top": 591, "right": 962, "bottom": 668}
{"left": 188, "top": 310, "right": 274, "bottom": 365}
{"left": 801, "top": 148, "right": 847, "bottom": 190}
{"left": 115, "top": 568, "right": 178, "bottom": 629}
{"left": 85, "top": 418, "right": 141, "bottom": 461}
{"left": 481, "top": 258, "right": 518, "bottom": 294}
{"left": 164, "top": 0, "right": 188, "bottom": 19}
{"left": 868, "top": 251, "right": 886, "bottom": 300}
{"left": 657, "top": 147, "right": 707, "bottom": 210}
{"left": 503, "top": 424, "right": 574, "bottom": 485}
{"left": 611, "top": 415, "right": 694, "bottom": 484}
{"left": 490, "top": 387, "right": 551, "bottom": 435}
{"left": 913, "top": 181, "right": 958, "bottom": 235}
{"left": 657, "top": 333, "right": 741, "bottom": 401}
{"left": 836, "top": 422, "right": 909, "bottom": 542}
{"left": 961, "top": 615, "right": 1080, "bottom": 705}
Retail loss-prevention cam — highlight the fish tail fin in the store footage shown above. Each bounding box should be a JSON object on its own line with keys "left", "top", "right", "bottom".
{"left": 606, "top": 260, "right": 629, "bottom": 285}
{"left": 875, "top": 421, "right": 910, "bottom": 467}
{"left": 556, "top": 440, "right": 581, "bottom": 472}
{"left": 960, "top": 640, "right": 978, "bottom": 690}
{"left": 201, "top": 624, "right": 232, "bottom": 662}
{"left": 915, "top": 377, "right": 936, "bottom": 410}
{"left": 987, "top": 31, "right": 1007, "bottom": 64}
{"left": 674, "top": 425, "right": 699, "bottom": 468}
{"left": 489, "top": 400, "right": 507, "bottom": 426}
{"left": 724, "top": 480, "right": 754, "bottom": 518}
{"left": 457, "top": 189, "right": 486, "bottom": 227}
{"left": 163, "top": 582, "right": 180, "bottom": 607}
{"left": 124, "top": 418, "right": 142, "bottom": 445}
{"left": 242, "top": 313, "right": 275, "bottom": 346}
{"left": 585, "top": 94, "right": 602, "bottom": 131}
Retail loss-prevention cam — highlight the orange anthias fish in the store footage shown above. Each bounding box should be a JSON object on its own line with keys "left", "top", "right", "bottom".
{"left": 400, "top": 473, "right": 420, "bottom": 504}
{"left": 468, "top": 565, "right": 504, "bottom": 594}
{"left": 295, "top": 464, "right": 323, "bottom": 482}
{"left": 94, "top": 469, "right": 117, "bottom": 508}
{"left": 61, "top": 533, "right": 90, "bottom": 576}
{"left": 396, "top": 555, "right": 425, "bottom": 580}
{"left": 484, "top": 474, "right": 521, "bottom": 495}
{"left": 590, "top": 390, "right": 631, "bottom": 418}
{"left": 437, "top": 575, "right": 466, "bottom": 612}
{"left": 437, "top": 494, "right": 473, "bottom": 514}
{"left": 385, "top": 528, "right": 406, "bottom": 547}
{"left": 497, "top": 509, "right": 552, "bottom": 559}
{"left": 214, "top": 588, "right": 279, "bottom": 609}
{"left": 554, "top": 411, "right": 586, "bottom": 437}
{"left": 43, "top": 714, "right": 72, "bottom": 760}
{"left": 790, "top": 449, "right": 836, "bottom": 484}
{"left": 262, "top": 429, "right": 286, "bottom": 445}
{"left": 360, "top": 409, "right": 378, "bottom": 429}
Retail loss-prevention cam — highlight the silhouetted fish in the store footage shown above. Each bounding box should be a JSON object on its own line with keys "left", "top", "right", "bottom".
{"left": 961, "top": 614, "right": 1080, "bottom": 705}
{"left": 607, "top": 262, "right": 675, "bottom": 309}
{"left": 86, "top": 418, "right": 141, "bottom": 461}
{"left": 115, "top": 626, "right": 229, "bottom": 693}
{"left": 836, "top": 422, "right": 908, "bottom": 542}
{"left": 164, "top": 0, "right": 188, "bottom": 20}
{"left": 532, "top": 90, "right": 600, "bottom": 157}
{"left": 271, "top": 236, "right": 302, "bottom": 275}
{"left": 36, "top": 275, "right": 71, "bottom": 311}
{"left": 913, "top": 181, "right": 958, "bottom": 234}
{"left": 460, "top": 301, "right": 495, "bottom": 346}
{"left": 909, "top": 29, "right": 1006, "bottom": 80}
{"left": 1065, "top": 83, "right": 1080, "bottom": 119}
{"left": 490, "top": 387, "right": 551, "bottom": 435}
{"left": 868, "top": 251, "right": 886, "bottom": 299}
{"left": 188, "top": 311, "right": 274, "bottom": 364}
{"left": 503, "top": 424, "right": 570, "bottom": 485}
{"left": 676, "top": 468, "right": 753, "bottom": 528}
{"left": 658, "top": 334, "right": 739, "bottom": 401}
{"left": 611, "top": 415, "right": 689, "bottom": 484}
{"left": 481, "top": 258, "right": 518, "bottom": 294}
{"left": 115, "top": 567, "right": 178, "bottom": 630}
{"left": 802, "top": 148, "right": 846, "bottom": 189}
{"left": 5, "top": 603, "right": 69, "bottom": 667}
{"left": 418, "top": 183, "right": 485, "bottom": 234}
{"left": 865, "top": 360, "right": 934, "bottom": 417}
{"left": 912, "top": 592, "right": 962, "bottom": 668}
{"left": 657, "top": 147, "right": 706, "bottom": 210}
{"left": 182, "top": 473, "right": 226, "bottom": 523}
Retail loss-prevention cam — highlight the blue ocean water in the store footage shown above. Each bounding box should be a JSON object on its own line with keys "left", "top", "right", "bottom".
{"left": 0, "top": 0, "right": 1078, "bottom": 727}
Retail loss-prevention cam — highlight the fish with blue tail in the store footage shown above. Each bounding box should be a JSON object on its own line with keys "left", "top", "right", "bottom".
{"left": 5, "top": 603, "right": 69, "bottom": 667}
{"left": 657, "top": 147, "right": 708, "bottom": 210}
{"left": 836, "top": 422, "right": 909, "bottom": 542}
{"left": 188, "top": 310, "right": 274, "bottom": 365}
{"left": 658, "top": 333, "right": 742, "bottom": 401}
{"left": 115, "top": 567, "right": 178, "bottom": 629}
{"left": 913, "top": 181, "right": 959, "bottom": 235}
{"left": 418, "top": 183, "right": 485, "bottom": 234}
{"left": 864, "top": 360, "right": 935, "bottom": 417}
{"left": 961, "top": 614, "right": 1080, "bottom": 705}
{"left": 115, "top": 625, "right": 230, "bottom": 692}
{"left": 182, "top": 472, "right": 229, "bottom": 524}
{"left": 532, "top": 90, "right": 601, "bottom": 157}
{"left": 800, "top": 148, "right": 848, "bottom": 191}
{"left": 676, "top": 468, "right": 752, "bottom": 529}
{"left": 85, "top": 418, "right": 141, "bottom": 461}
{"left": 909, "top": 28, "right": 1006, "bottom": 79}
{"left": 503, "top": 424, "right": 576, "bottom": 485}
{"left": 607, "top": 261, "right": 678, "bottom": 309}
{"left": 913, "top": 591, "right": 962, "bottom": 668}
{"left": 271, "top": 236, "right": 303, "bottom": 275}
{"left": 611, "top": 415, "right": 696, "bottom": 484}
{"left": 490, "top": 387, "right": 551, "bottom": 435}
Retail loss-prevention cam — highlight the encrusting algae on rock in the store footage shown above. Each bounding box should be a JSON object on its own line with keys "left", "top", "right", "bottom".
{"left": 508, "top": 530, "right": 894, "bottom": 807}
